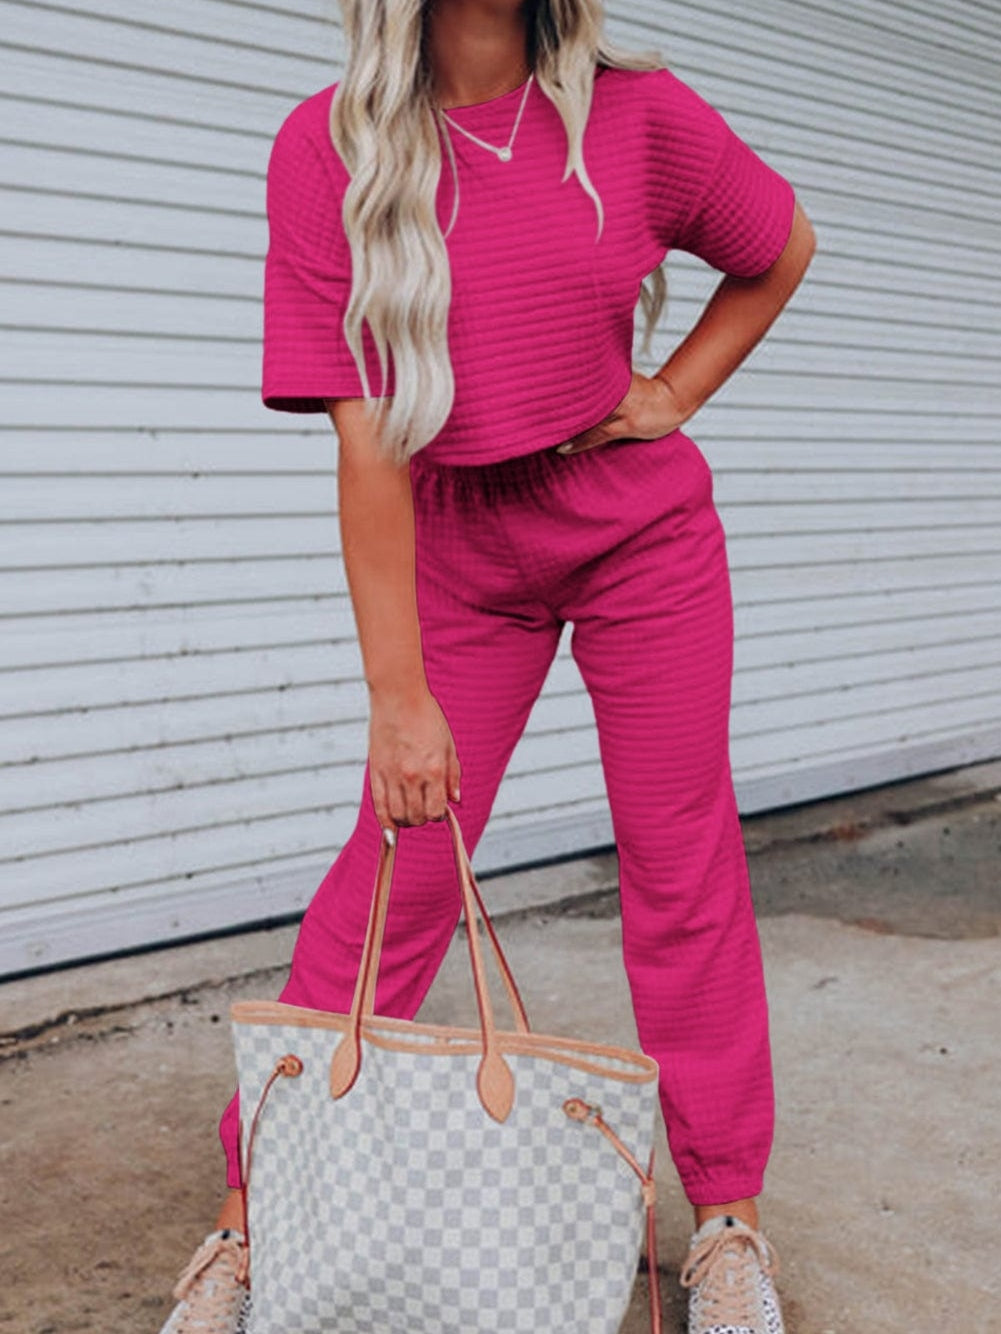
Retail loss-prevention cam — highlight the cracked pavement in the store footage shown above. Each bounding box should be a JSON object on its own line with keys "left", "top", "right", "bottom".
{"left": 2, "top": 761, "right": 999, "bottom": 1332}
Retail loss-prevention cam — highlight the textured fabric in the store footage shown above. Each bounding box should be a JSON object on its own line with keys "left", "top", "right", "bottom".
{"left": 231, "top": 1018, "right": 657, "bottom": 1333}
{"left": 261, "top": 64, "right": 796, "bottom": 464}
{"left": 220, "top": 427, "right": 774, "bottom": 1205}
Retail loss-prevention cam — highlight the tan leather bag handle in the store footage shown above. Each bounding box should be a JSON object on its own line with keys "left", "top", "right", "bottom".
{"left": 329, "top": 804, "right": 529, "bottom": 1121}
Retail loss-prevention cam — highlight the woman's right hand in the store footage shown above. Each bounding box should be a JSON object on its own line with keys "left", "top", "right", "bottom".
{"left": 368, "top": 684, "right": 461, "bottom": 837}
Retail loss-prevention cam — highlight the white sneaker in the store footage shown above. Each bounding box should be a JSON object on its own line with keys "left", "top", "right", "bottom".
{"left": 680, "top": 1213, "right": 784, "bottom": 1334}
{"left": 158, "top": 1228, "right": 252, "bottom": 1333}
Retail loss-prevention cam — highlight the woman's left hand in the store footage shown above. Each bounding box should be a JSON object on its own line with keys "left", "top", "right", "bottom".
{"left": 554, "top": 370, "right": 691, "bottom": 456}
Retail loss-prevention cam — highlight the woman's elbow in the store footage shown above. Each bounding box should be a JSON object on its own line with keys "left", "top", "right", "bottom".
{"left": 786, "top": 198, "right": 818, "bottom": 270}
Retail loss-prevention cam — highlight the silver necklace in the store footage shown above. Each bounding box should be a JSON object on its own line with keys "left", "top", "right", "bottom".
{"left": 438, "top": 72, "right": 535, "bottom": 162}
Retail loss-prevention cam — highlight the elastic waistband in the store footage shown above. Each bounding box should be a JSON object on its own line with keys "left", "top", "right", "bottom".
{"left": 410, "top": 440, "right": 574, "bottom": 500}
{"left": 411, "top": 440, "right": 608, "bottom": 493}
{"left": 411, "top": 441, "right": 566, "bottom": 475}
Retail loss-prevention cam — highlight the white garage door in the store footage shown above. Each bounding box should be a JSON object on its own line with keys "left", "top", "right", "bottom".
{"left": 1, "top": 0, "right": 998, "bottom": 975}
{"left": 642, "top": 0, "right": 1001, "bottom": 811}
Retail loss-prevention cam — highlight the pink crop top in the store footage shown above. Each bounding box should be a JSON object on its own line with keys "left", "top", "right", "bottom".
{"left": 261, "top": 64, "right": 796, "bottom": 466}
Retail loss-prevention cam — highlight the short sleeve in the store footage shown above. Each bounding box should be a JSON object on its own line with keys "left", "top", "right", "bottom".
{"left": 261, "top": 98, "right": 394, "bottom": 412}
{"left": 650, "top": 68, "right": 796, "bottom": 278}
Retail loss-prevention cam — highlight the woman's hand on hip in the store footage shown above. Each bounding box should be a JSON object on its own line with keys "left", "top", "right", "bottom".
{"left": 368, "top": 684, "right": 461, "bottom": 837}
{"left": 555, "top": 371, "right": 691, "bottom": 456}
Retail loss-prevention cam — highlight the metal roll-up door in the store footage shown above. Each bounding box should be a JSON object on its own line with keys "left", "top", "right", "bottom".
{"left": 624, "top": 0, "right": 1001, "bottom": 808}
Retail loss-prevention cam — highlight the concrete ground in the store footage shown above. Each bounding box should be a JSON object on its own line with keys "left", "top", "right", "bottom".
{"left": 1, "top": 759, "right": 999, "bottom": 1333}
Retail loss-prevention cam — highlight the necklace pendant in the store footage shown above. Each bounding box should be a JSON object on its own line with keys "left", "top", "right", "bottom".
{"left": 497, "top": 145, "right": 512, "bottom": 162}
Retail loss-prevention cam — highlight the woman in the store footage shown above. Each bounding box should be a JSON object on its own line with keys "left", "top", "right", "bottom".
{"left": 159, "top": 0, "right": 816, "bottom": 1330}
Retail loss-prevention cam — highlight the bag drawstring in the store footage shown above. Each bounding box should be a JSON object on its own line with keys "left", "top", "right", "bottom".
{"left": 564, "top": 1098, "right": 662, "bottom": 1334}
{"left": 235, "top": 1053, "right": 304, "bottom": 1288}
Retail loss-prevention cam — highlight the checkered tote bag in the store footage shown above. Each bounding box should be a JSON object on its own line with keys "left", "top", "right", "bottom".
{"left": 230, "top": 805, "right": 662, "bottom": 1333}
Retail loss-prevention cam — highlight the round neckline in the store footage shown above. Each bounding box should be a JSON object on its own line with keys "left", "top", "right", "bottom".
{"left": 438, "top": 73, "right": 533, "bottom": 116}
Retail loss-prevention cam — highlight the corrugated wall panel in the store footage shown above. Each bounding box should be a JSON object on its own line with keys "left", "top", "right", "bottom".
{"left": 621, "top": 0, "right": 1001, "bottom": 816}
{"left": 1, "top": 0, "right": 998, "bottom": 975}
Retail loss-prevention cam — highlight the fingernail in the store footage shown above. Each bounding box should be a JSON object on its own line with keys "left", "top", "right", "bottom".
{"left": 382, "top": 827, "right": 395, "bottom": 846}
{"left": 454, "top": 788, "right": 461, "bottom": 802}
{"left": 556, "top": 443, "right": 574, "bottom": 454}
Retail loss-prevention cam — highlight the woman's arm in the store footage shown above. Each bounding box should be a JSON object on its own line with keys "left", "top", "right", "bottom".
{"left": 557, "top": 200, "right": 817, "bottom": 455}
{"left": 328, "top": 398, "right": 461, "bottom": 833}
{"left": 332, "top": 398, "right": 428, "bottom": 701}
{"left": 655, "top": 199, "right": 817, "bottom": 418}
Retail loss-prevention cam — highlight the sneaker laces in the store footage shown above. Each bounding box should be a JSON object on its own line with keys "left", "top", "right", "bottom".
{"left": 170, "top": 1230, "right": 247, "bottom": 1332}
{"left": 680, "top": 1219, "right": 780, "bottom": 1329}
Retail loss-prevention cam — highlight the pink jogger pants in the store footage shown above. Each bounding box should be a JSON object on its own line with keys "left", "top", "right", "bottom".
{"left": 218, "top": 427, "right": 774, "bottom": 1207}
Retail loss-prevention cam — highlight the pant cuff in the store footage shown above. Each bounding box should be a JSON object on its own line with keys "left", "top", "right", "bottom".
{"left": 681, "top": 1172, "right": 765, "bottom": 1208}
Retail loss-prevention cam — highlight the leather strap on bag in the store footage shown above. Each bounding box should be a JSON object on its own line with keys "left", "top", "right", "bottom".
{"left": 237, "top": 814, "right": 662, "bottom": 1331}
{"left": 329, "top": 804, "right": 529, "bottom": 1121}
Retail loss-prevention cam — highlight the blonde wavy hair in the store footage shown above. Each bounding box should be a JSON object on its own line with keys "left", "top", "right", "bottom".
{"left": 331, "top": 0, "right": 667, "bottom": 464}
